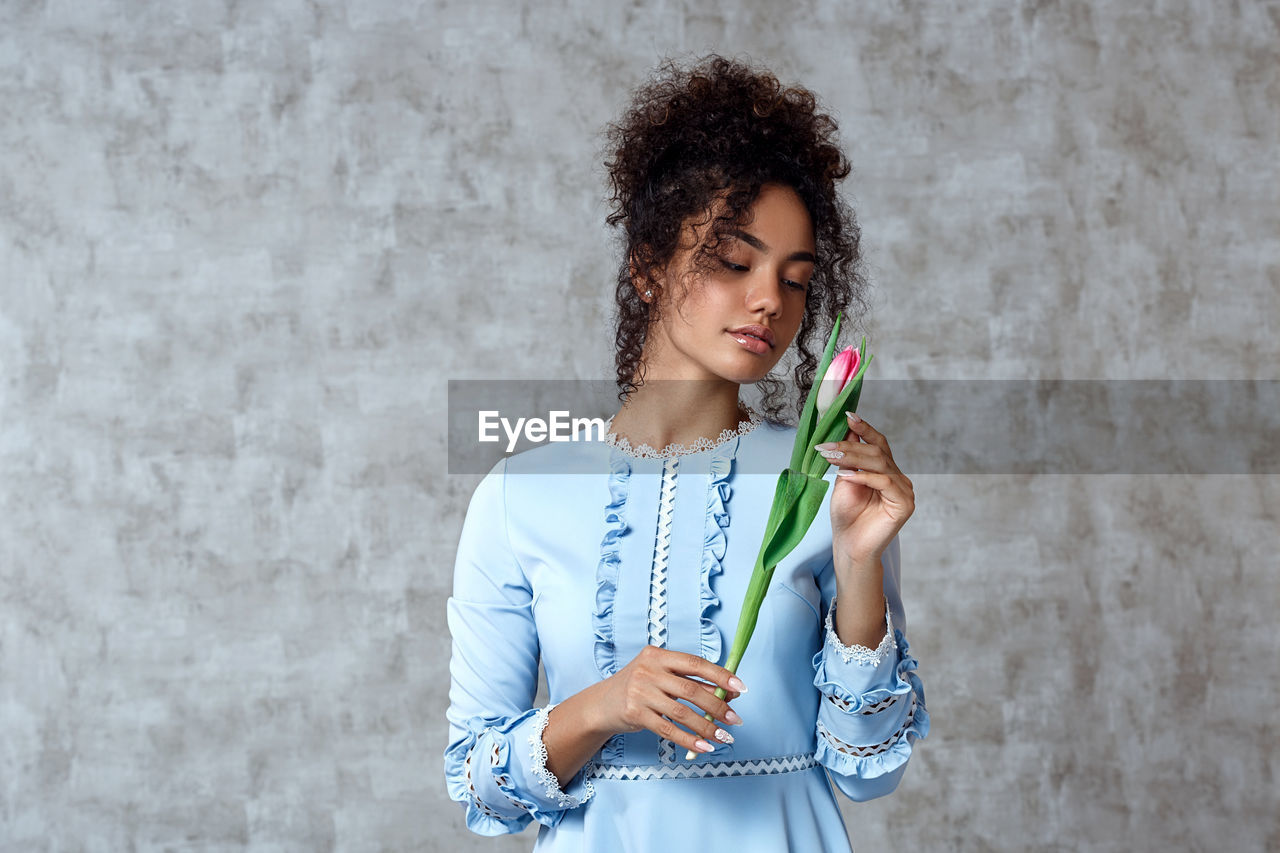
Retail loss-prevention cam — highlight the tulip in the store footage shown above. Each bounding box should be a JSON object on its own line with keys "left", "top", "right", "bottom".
{"left": 794, "top": 317, "right": 873, "bottom": 480}
{"left": 685, "top": 311, "right": 873, "bottom": 759}
{"left": 815, "top": 346, "right": 861, "bottom": 422}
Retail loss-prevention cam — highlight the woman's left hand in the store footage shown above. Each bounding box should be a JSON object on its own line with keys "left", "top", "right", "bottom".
{"left": 815, "top": 412, "right": 915, "bottom": 568}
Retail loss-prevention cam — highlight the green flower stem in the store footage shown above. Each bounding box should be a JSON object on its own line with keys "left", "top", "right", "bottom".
{"left": 685, "top": 470, "right": 830, "bottom": 759}
{"left": 684, "top": 315, "right": 873, "bottom": 761}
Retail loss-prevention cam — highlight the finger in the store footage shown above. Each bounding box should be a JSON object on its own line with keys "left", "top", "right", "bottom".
{"left": 845, "top": 412, "right": 893, "bottom": 459}
{"left": 657, "top": 671, "right": 739, "bottom": 727}
{"left": 697, "top": 681, "right": 740, "bottom": 702}
{"left": 645, "top": 708, "right": 718, "bottom": 756}
{"left": 694, "top": 682, "right": 743, "bottom": 724}
{"left": 641, "top": 686, "right": 727, "bottom": 754}
{"left": 654, "top": 648, "right": 747, "bottom": 696}
{"left": 834, "top": 468, "right": 904, "bottom": 498}
{"left": 819, "top": 441, "right": 892, "bottom": 474}
{"left": 666, "top": 696, "right": 736, "bottom": 748}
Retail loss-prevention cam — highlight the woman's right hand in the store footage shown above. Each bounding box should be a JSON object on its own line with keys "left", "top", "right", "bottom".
{"left": 593, "top": 645, "right": 746, "bottom": 755}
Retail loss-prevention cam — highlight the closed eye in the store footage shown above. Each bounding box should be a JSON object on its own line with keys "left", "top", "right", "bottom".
{"left": 719, "top": 260, "right": 808, "bottom": 291}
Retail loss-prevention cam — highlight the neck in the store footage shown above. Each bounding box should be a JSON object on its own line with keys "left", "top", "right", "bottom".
{"left": 608, "top": 379, "right": 750, "bottom": 452}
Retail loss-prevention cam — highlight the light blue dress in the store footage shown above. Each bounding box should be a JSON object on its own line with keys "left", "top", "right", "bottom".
{"left": 444, "top": 413, "right": 929, "bottom": 851}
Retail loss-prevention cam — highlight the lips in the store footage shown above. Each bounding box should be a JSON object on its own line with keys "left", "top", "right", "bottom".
{"left": 727, "top": 324, "right": 775, "bottom": 349}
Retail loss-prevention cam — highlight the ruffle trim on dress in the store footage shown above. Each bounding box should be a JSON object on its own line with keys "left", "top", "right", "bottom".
{"left": 811, "top": 624, "right": 922, "bottom": 713}
{"left": 594, "top": 452, "right": 631, "bottom": 765}
{"left": 593, "top": 452, "right": 631, "bottom": 681}
{"left": 698, "top": 440, "right": 736, "bottom": 664}
{"left": 444, "top": 724, "right": 532, "bottom": 836}
{"left": 814, "top": 687, "right": 930, "bottom": 779}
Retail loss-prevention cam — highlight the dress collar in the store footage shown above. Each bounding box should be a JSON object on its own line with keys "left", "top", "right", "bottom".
{"left": 601, "top": 404, "right": 763, "bottom": 459}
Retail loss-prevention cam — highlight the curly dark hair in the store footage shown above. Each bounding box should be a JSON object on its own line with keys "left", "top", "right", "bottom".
{"left": 600, "top": 53, "right": 871, "bottom": 426}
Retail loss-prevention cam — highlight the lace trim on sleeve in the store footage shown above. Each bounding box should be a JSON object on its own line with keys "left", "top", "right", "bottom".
{"left": 825, "top": 595, "right": 894, "bottom": 666}
{"left": 527, "top": 703, "right": 596, "bottom": 809}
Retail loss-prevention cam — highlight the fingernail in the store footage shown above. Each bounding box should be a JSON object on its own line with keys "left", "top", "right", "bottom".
{"left": 714, "top": 728, "right": 734, "bottom": 744}
{"left": 817, "top": 448, "right": 844, "bottom": 460}
{"left": 846, "top": 411, "right": 862, "bottom": 424}
{"left": 728, "top": 676, "right": 747, "bottom": 692}
{"left": 813, "top": 442, "right": 837, "bottom": 451}
{"left": 725, "top": 709, "right": 743, "bottom": 725}
{"left": 694, "top": 739, "right": 714, "bottom": 753}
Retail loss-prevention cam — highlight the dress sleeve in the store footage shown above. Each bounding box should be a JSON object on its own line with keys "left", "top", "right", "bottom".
{"left": 442, "top": 457, "right": 596, "bottom": 836}
{"left": 810, "top": 534, "right": 930, "bottom": 802}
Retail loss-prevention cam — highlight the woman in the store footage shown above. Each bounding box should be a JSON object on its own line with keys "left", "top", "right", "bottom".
{"left": 444, "top": 54, "right": 928, "bottom": 851}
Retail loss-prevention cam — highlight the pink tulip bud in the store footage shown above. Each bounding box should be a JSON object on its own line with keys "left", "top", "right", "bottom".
{"left": 815, "top": 346, "right": 860, "bottom": 420}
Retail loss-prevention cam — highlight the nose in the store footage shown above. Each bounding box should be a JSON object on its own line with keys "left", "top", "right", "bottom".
{"left": 746, "top": 269, "right": 785, "bottom": 318}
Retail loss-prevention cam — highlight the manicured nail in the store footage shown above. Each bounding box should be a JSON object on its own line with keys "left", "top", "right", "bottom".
{"left": 814, "top": 442, "right": 837, "bottom": 451}
{"left": 817, "top": 448, "right": 844, "bottom": 460}
{"left": 846, "top": 411, "right": 862, "bottom": 425}
{"left": 725, "top": 709, "right": 743, "bottom": 725}
{"left": 728, "top": 676, "right": 747, "bottom": 692}
{"left": 694, "top": 739, "right": 715, "bottom": 753}
{"left": 714, "top": 728, "right": 734, "bottom": 744}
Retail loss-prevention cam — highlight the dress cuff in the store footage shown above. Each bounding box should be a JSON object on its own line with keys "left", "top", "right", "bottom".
{"left": 813, "top": 595, "right": 900, "bottom": 702}
{"left": 811, "top": 600, "right": 929, "bottom": 780}
{"left": 450, "top": 727, "right": 534, "bottom": 836}
{"left": 457, "top": 704, "right": 596, "bottom": 832}
{"left": 824, "top": 594, "right": 895, "bottom": 667}
{"left": 812, "top": 595, "right": 907, "bottom": 747}
{"left": 521, "top": 703, "right": 597, "bottom": 812}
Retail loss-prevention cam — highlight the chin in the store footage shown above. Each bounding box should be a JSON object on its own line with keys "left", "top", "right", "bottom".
{"left": 705, "top": 340, "right": 782, "bottom": 384}
{"left": 718, "top": 360, "right": 778, "bottom": 386}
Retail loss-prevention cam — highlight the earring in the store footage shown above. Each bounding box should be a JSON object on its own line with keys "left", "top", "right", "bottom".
{"left": 645, "top": 290, "right": 652, "bottom": 299}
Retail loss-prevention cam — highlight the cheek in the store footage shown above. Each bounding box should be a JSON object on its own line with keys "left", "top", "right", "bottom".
{"left": 779, "top": 317, "right": 805, "bottom": 349}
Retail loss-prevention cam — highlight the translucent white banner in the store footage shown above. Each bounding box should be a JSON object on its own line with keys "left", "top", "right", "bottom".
{"left": 447, "top": 379, "right": 1280, "bottom": 475}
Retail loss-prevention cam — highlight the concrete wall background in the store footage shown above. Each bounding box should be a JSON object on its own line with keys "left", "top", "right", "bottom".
{"left": 2, "top": 1, "right": 1276, "bottom": 850}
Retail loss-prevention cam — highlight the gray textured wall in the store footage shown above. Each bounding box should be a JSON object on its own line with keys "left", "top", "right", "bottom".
{"left": 2, "top": 1, "right": 1276, "bottom": 851}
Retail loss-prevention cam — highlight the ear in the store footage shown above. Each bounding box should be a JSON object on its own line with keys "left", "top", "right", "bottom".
{"left": 628, "top": 250, "right": 642, "bottom": 288}
{"left": 629, "top": 247, "right": 661, "bottom": 301}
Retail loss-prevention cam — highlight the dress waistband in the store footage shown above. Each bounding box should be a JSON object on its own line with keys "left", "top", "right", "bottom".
{"left": 583, "top": 751, "right": 819, "bottom": 781}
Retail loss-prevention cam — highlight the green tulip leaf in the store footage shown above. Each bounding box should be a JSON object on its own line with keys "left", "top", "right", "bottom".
{"left": 760, "top": 472, "right": 829, "bottom": 569}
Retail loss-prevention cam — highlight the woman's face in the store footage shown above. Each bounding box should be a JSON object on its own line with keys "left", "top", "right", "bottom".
{"left": 642, "top": 182, "right": 816, "bottom": 386}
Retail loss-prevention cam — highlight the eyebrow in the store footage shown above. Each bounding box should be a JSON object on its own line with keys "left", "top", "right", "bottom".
{"left": 728, "top": 228, "right": 816, "bottom": 263}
